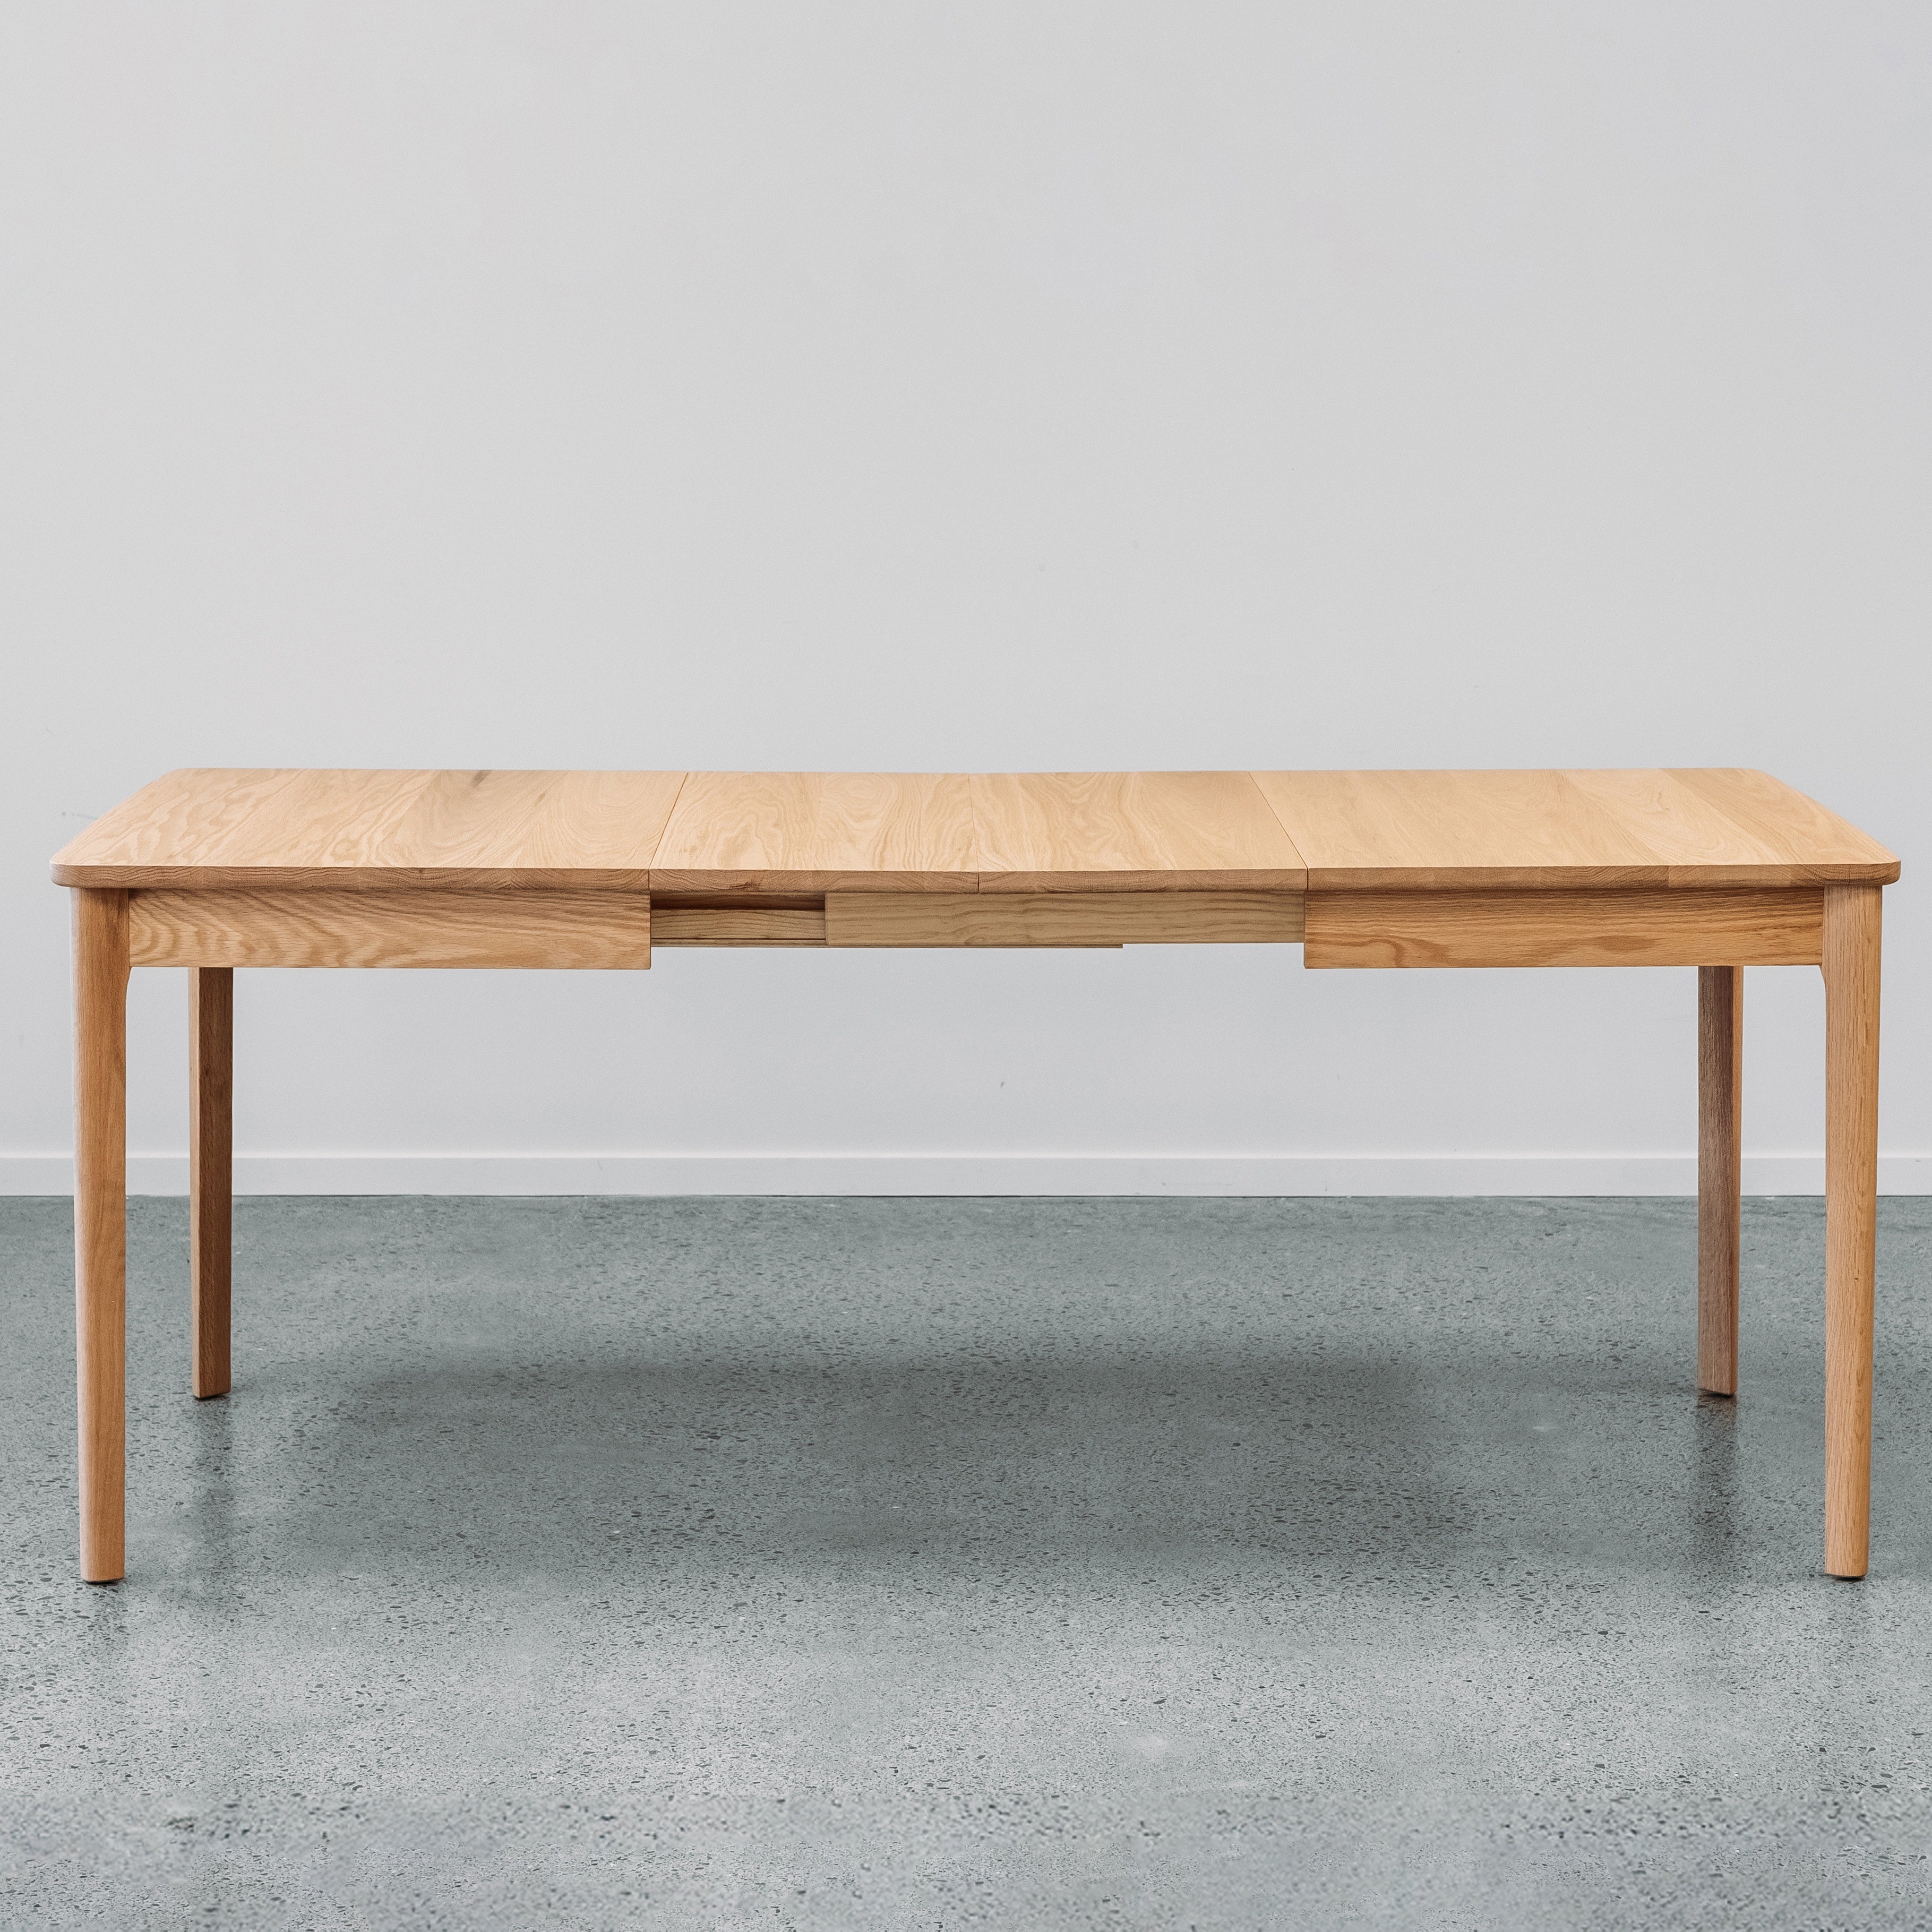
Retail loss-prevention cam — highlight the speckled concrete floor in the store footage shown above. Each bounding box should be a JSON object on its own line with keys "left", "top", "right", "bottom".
{"left": 3, "top": 1196, "right": 1930, "bottom": 1929}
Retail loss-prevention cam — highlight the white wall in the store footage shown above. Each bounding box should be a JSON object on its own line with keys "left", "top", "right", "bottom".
{"left": 3, "top": 4, "right": 1927, "bottom": 1195}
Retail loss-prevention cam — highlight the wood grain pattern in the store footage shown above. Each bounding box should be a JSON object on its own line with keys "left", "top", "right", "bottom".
{"left": 1669, "top": 770, "right": 1899, "bottom": 885}
{"left": 55, "top": 769, "right": 1895, "bottom": 895}
{"left": 190, "top": 967, "right": 233, "bottom": 1401}
{"left": 651, "top": 907, "right": 827, "bottom": 946}
{"left": 650, "top": 772, "right": 978, "bottom": 892}
{"left": 826, "top": 891, "right": 1304, "bottom": 948}
{"left": 1303, "top": 888, "right": 1823, "bottom": 969}
{"left": 971, "top": 772, "right": 1306, "bottom": 892}
{"left": 51, "top": 769, "right": 686, "bottom": 889}
{"left": 1561, "top": 769, "right": 1810, "bottom": 887}
{"left": 1255, "top": 769, "right": 1659, "bottom": 890}
{"left": 53, "top": 769, "right": 312, "bottom": 881}
{"left": 193, "top": 766, "right": 437, "bottom": 872}
{"left": 1253, "top": 768, "right": 1899, "bottom": 890}
{"left": 72, "top": 888, "right": 128, "bottom": 1584}
{"left": 128, "top": 888, "right": 651, "bottom": 969}
{"left": 367, "top": 770, "right": 685, "bottom": 884}
{"left": 1697, "top": 965, "right": 1742, "bottom": 1397}
{"left": 1823, "top": 883, "right": 1882, "bottom": 1579}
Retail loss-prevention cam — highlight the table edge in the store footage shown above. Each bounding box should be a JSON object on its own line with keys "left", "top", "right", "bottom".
{"left": 50, "top": 862, "right": 1901, "bottom": 891}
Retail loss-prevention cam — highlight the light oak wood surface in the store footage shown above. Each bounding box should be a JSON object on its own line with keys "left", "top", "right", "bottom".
{"left": 1665, "top": 770, "right": 1900, "bottom": 885}
{"left": 1697, "top": 965, "right": 1742, "bottom": 1397}
{"left": 72, "top": 888, "right": 128, "bottom": 1584}
{"left": 826, "top": 890, "right": 1305, "bottom": 948}
{"left": 366, "top": 770, "right": 683, "bottom": 885}
{"left": 129, "top": 888, "right": 651, "bottom": 969}
{"left": 650, "top": 772, "right": 979, "bottom": 894}
{"left": 1253, "top": 768, "right": 1898, "bottom": 891}
{"left": 1302, "top": 888, "right": 1823, "bottom": 970}
{"left": 651, "top": 907, "right": 828, "bottom": 946}
{"left": 1564, "top": 770, "right": 1882, "bottom": 886}
{"left": 55, "top": 768, "right": 1898, "bottom": 895}
{"left": 190, "top": 968, "right": 233, "bottom": 1400}
{"left": 53, "top": 769, "right": 684, "bottom": 890}
{"left": 1823, "top": 884, "right": 1882, "bottom": 1579}
{"left": 970, "top": 771, "right": 1306, "bottom": 892}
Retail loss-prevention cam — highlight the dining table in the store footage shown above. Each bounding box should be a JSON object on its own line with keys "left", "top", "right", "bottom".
{"left": 53, "top": 765, "right": 1898, "bottom": 1582}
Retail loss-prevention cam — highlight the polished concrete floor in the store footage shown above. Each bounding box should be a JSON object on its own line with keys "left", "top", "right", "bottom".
{"left": 3, "top": 1196, "right": 1930, "bottom": 1929}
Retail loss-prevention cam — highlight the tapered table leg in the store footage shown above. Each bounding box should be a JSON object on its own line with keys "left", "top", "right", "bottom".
{"left": 73, "top": 888, "right": 130, "bottom": 1583}
{"left": 1822, "top": 885, "right": 1882, "bottom": 1579}
{"left": 1697, "top": 966, "right": 1742, "bottom": 1396}
{"left": 191, "top": 967, "right": 233, "bottom": 1398}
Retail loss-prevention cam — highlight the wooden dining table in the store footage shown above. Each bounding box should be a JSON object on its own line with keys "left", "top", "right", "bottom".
{"left": 53, "top": 767, "right": 1899, "bottom": 1584}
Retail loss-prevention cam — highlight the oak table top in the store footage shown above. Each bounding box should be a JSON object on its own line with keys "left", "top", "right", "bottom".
{"left": 50, "top": 766, "right": 1899, "bottom": 894}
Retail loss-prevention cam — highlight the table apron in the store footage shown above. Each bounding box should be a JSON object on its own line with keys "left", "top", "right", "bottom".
{"left": 120, "top": 883, "right": 1827, "bottom": 968}
{"left": 1303, "top": 887, "right": 1825, "bottom": 968}
{"left": 127, "top": 887, "right": 652, "bottom": 969}
{"left": 823, "top": 890, "right": 1306, "bottom": 948}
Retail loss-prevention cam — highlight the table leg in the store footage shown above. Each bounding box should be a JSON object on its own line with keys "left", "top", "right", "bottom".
{"left": 1697, "top": 966, "right": 1742, "bottom": 1396}
{"left": 1823, "top": 883, "right": 1882, "bottom": 1580}
{"left": 73, "top": 888, "right": 129, "bottom": 1584}
{"left": 190, "top": 967, "right": 233, "bottom": 1399}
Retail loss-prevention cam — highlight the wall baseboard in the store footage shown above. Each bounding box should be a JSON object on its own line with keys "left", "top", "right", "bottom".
{"left": 2, "top": 1152, "right": 1929, "bottom": 1197}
